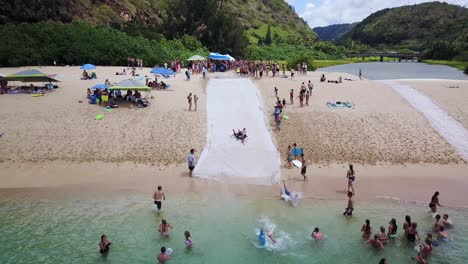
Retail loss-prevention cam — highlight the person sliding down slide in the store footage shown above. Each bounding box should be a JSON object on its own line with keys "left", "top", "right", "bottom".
{"left": 232, "top": 128, "right": 247, "bottom": 144}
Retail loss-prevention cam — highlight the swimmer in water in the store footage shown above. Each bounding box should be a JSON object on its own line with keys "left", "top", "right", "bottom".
{"left": 266, "top": 230, "right": 277, "bottom": 244}
{"left": 378, "top": 226, "right": 388, "bottom": 244}
{"left": 442, "top": 214, "right": 453, "bottom": 227}
{"left": 311, "top": 227, "right": 324, "bottom": 240}
{"left": 403, "top": 215, "right": 412, "bottom": 236}
{"left": 158, "top": 246, "right": 171, "bottom": 263}
{"left": 434, "top": 214, "right": 442, "bottom": 231}
{"left": 159, "top": 219, "right": 173, "bottom": 236}
{"left": 361, "top": 219, "right": 372, "bottom": 239}
{"left": 407, "top": 222, "right": 421, "bottom": 242}
{"left": 438, "top": 226, "right": 449, "bottom": 241}
{"left": 280, "top": 180, "right": 291, "bottom": 198}
{"left": 184, "top": 231, "right": 193, "bottom": 248}
{"left": 343, "top": 191, "right": 354, "bottom": 217}
{"left": 367, "top": 234, "right": 384, "bottom": 249}
{"left": 99, "top": 234, "right": 112, "bottom": 254}
{"left": 387, "top": 218, "right": 398, "bottom": 239}
{"left": 379, "top": 258, "right": 387, "bottom": 264}
{"left": 413, "top": 238, "right": 432, "bottom": 264}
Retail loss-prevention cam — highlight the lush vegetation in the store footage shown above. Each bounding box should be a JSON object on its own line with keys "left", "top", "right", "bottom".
{"left": 313, "top": 23, "right": 357, "bottom": 42}
{"left": 0, "top": 22, "right": 207, "bottom": 66}
{"left": 341, "top": 2, "right": 468, "bottom": 61}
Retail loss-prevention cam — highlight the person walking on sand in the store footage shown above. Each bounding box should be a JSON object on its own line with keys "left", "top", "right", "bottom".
{"left": 308, "top": 80, "right": 313, "bottom": 94}
{"left": 343, "top": 191, "right": 354, "bottom": 216}
{"left": 274, "top": 86, "right": 278, "bottom": 97}
{"left": 153, "top": 186, "right": 166, "bottom": 212}
{"left": 276, "top": 113, "right": 282, "bottom": 131}
{"left": 429, "top": 191, "right": 442, "bottom": 213}
{"left": 305, "top": 91, "right": 309, "bottom": 106}
{"left": 286, "top": 146, "right": 293, "bottom": 168}
{"left": 194, "top": 95, "right": 198, "bottom": 111}
{"left": 300, "top": 154, "right": 308, "bottom": 181}
{"left": 188, "top": 149, "right": 196, "bottom": 178}
{"left": 359, "top": 68, "right": 362, "bottom": 80}
{"left": 289, "top": 89, "right": 294, "bottom": 105}
{"left": 187, "top": 93, "right": 193, "bottom": 111}
{"left": 346, "top": 164, "right": 355, "bottom": 194}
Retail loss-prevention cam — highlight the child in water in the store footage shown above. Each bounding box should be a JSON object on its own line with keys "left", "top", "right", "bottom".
{"left": 184, "top": 231, "right": 193, "bottom": 248}
{"left": 311, "top": 227, "right": 324, "bottom": 240}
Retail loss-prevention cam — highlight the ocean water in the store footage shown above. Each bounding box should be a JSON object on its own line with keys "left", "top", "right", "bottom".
{"left": 0, "top": 190, "right": 466, "bottom": 264}
{"left": 319, "top": 62, "right": 468, "bottom": 80}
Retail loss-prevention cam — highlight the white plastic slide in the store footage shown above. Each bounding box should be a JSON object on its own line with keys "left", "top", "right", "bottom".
{"left": 194, "top": 78, "right": 281, "bottom": 184}
{"left": 382, "top": 80, "right": 468, "bottom": 161}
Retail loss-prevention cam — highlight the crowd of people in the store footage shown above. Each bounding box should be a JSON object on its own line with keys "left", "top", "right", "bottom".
{"left": 127, "top": 57, "right": 144, "bottom": 69}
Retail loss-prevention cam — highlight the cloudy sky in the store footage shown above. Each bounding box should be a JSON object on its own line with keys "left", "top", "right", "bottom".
{"left": 285, "top": 0, "right": 468, "bottom": 28}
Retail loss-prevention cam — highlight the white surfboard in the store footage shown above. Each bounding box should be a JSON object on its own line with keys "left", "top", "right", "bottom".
{"left": 292, "top": 160, "right": 302, "bottom": 168}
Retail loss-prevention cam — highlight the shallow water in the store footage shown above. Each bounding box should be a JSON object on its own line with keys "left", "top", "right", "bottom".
{"left": 319, "top": 62, "right": 468, "bottom": 80}
{"left": 0, "top": 191, "right": 466, "bottom": 263}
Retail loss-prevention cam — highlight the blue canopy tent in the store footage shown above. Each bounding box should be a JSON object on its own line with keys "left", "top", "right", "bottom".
{"left": 91, "top": 84, "right": 108, "bottom": 90}
{"left": 209, "top": 53, "right": 235, "bottom": 61}
{"left": 150, "top": 67, "right": 174, "bottom": 75}
{"left": 80, "top": 64, "right": 96, "bottom": 70}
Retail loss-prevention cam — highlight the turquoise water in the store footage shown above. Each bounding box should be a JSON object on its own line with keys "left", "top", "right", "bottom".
{"left": 0, "top": 190, "right": 467, "bottom": 263}
{"left": 319, "top": 62, "right": 468, "bottom": 80}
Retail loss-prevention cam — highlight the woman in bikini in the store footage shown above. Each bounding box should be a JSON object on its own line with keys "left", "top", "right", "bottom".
{"left": 346, "top": 164, "right": 355, "bottom": 194}
{"left": 159, "top": 219, "right": 173, "bottom": 236}
{"left": 403, "top": 215, "right": 412, "bottom": 236}
{"left": 361, "top": 219, "right": 372, "bottom": 239}
{"left": 387, "top": 218, "right": 398, "bottom": 239}
{"left": 429, "top": 191, "right": 442, "bottom": 213}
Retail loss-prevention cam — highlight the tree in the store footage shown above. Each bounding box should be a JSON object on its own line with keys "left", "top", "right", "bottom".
{"left": 265, "top": 25, "right": 272, "bottom": 46}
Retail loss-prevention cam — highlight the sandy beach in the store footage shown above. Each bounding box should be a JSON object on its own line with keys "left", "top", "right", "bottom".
{"left": 1, "top": 66, "right": 468, "bottom": 206}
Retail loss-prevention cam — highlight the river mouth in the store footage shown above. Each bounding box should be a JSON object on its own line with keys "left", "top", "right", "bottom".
{"left": 1, "top": 189, "right": 467, "bottom": 263}
{"left": 319, "top": 62, "right": 468, "bottom": 80}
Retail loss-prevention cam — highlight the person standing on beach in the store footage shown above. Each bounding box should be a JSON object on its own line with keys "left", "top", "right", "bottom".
{"left": 187, "top": 93, "right": 193, "bottom": 111}
{"left": 194, "top": 95, "right": 198, "bottom": 111}
{"left": 286, "top": 146, "right": 292, "bottom": 168}
{"left": 308, "top": 80, "right": 313, "bottom": 94}
{"left": 429, "top": 191, "right": 442, "bottom": 213}
{"left": 300, "top": 154, "right": 308, "bottom": 181}
{"left": 188, "top": 149, "right": 196, "bottom": 178}
{"left": 305, "top": 91, "right": 309, "bottom": 106}
{"left": 289, "top": 89, "right": 294, "bottom": 105}
{"left": 282, "top": 98, "right": 286, "bottom": 108}
{"left": 153, "top": 186, "right": 166, "bottom": 212}
{"left": 346, "top": 164, "right": 356, "bottom": 194}
{"left": 274, "top": 86, "right": 278, "bottom": 97}
{"left": 276, "top": 113, "right": 282, "bottom": 131}
{"left": 343, "top": 191, "right": 354, "bottom": 216}
{"left": 359, "top": 68, "right": 362, "bottom": 80}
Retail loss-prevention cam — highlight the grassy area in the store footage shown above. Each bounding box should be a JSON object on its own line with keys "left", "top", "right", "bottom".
{"left": 422, "top": 60, "right": 467, "bottom": 71}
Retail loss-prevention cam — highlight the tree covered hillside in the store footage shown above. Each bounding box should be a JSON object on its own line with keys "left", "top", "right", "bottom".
{"left": 342, "top": 2, "right": 468, "bottom": 60}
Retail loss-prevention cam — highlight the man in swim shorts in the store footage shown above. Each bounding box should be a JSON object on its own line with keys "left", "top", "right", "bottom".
{"left": 188, "top": 149, "right": 196, "bottom": 177}
{"left": 300, "top": 154, "right": 308, "bottom": 181}
{"left": 153, "top": 186, "right": 166, "bottom": 212}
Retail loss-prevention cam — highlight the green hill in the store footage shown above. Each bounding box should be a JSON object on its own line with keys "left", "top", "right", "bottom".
{"left": 341, "top": 2, "right": 468, "bottom": 60}
{"left": 313, "top": 23, "right": 357, "bottom": 42}
{"left": 0, "top": 0, "right": 316, "bottom": 54}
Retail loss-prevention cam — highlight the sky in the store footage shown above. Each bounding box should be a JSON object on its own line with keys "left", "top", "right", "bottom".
{"left": 285, "top": 0, "right": 468, "bottom": 28}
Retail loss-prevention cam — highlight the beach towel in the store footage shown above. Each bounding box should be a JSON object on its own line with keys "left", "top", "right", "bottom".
{"left": 291, "top": 148, "right": 303, "bottom": 156}
{"left": 326, "top": 102, "right": 353, "bottom": 108}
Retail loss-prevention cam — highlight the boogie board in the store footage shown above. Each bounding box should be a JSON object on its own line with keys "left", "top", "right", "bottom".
{"left": 32, "top": 94, "right": 44, "bottom": 97}
{"left": 95, "top": 114, "right": 105, "bottom": 120}
{"left": 292, "top": 160, "right": 302, "bottom": 168}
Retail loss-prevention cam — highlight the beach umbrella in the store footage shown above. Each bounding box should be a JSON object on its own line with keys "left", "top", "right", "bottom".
{"left": 80, "top": 64, "right": 96, "bottom": 70}
{"left": 150, "top": 67, "right": 174, "bottom": 75}
{"left": 187, "top": 55, "right": 206, "bottom": 61}
{"left": 91, "top": 84, "right": 108, "bottom": 90}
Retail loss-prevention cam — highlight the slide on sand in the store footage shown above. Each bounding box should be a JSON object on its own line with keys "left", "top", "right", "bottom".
{"left": 194, "top": 78, "right": 281, "bottom": 185}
